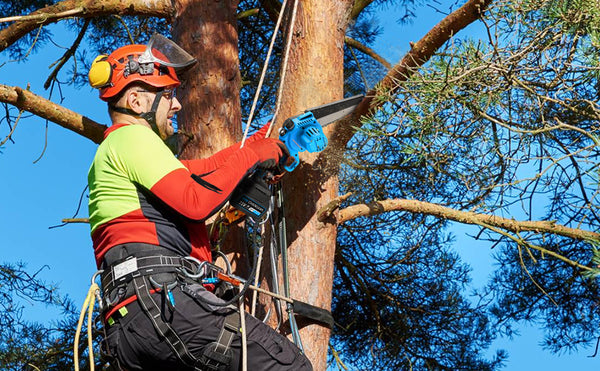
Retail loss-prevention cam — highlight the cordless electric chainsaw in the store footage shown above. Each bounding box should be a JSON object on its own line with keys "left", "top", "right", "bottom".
{"left": 230, "top": 94, "right": 364, "bottom": 221}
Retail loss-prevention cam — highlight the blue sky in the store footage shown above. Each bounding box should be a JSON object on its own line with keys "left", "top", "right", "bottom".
{"left": 0, "top": 2, "right": 598, "bottom": 370}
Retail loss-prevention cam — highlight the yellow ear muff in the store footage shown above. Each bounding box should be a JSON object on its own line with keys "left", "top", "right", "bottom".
{"left": 88, "top": 54, "right": 112, "bottom": 88}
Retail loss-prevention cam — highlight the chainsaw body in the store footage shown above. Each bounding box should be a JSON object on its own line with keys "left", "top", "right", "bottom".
{"left": 278, "top": 112, "right": 328, "bottom": 172}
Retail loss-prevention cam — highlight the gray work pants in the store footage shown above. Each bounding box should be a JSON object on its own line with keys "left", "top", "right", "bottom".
{"left": 103, "top": 283, "right": 313, "bottom": 371}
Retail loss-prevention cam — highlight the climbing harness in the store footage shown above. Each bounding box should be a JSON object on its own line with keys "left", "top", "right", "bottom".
{"left": 79, "top": 243, "right": 253, "bottom": 371}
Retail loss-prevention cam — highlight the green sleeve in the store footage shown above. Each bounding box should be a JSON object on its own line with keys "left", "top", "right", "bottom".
{"left": 109, "top": 125, "right": 185, "bottom": 189}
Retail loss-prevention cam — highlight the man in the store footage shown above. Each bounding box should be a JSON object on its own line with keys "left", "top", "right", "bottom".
{"left": 87, "top": 34, "right": 312, "bottom": 371}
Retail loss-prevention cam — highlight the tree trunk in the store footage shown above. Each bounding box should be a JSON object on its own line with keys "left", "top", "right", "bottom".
{"left": 270, "top": 1, "right": 353, "bottom": 368}
{"left": 172, "top": 0, "right": 248, "bottom": 270}
{"left": 173, "top": 0, "right": 242, "bottom": 157}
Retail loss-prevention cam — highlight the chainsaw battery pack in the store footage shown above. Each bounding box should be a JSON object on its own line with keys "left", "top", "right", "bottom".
{"left": 230, "top": 171, "right": 271, "bottom": 221}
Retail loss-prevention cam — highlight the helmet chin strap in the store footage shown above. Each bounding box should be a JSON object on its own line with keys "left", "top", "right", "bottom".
{"left": 110, "top": 90, "right": 165, "bottom": 137}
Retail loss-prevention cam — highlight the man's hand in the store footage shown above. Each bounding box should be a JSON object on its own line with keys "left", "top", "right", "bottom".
{"left": 246, "top": 138, "right": 289, "bottom": 172}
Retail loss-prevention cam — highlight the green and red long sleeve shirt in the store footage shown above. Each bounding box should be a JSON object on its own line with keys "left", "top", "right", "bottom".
{"left": 88, "top": 123, "right": 262, "bottom": 268}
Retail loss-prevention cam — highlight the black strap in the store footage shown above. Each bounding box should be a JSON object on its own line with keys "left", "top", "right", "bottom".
{"left": 108, "top": 105, "right": 140, "bottom": 117}
{"left": 133, "top": 275, "right": 201, "bottom": 370}
{"left": 139, "top": 90, "right": 163, "bottom": 135}
{"left": 292, "top": 299, "right": 334, "bottom": 328}
{"left": 199, "top": 311, "right": 240, "bottom": 371}
{"left": 108, "top": 90, "right": 163, "bottom": 136}
{"left": 216, "top": 312, "right": 239, "bottom": 356}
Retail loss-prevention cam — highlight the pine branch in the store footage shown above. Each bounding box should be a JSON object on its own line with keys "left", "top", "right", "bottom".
{"left": 0, "top": 7, "right": 84, "bottom": 23}
{"left": 319, "top": 197, "right": 600, "bottom": 243}
{"left": 0, "top": 84, "right": 106, "bottom": 143}
{"left": 345, "top": 36, "right": 391, "bottom": 69}
{"left": 0, "top": 0, "right": 173, "bottom": 53}
{"left": 322, "top": 0, "right": 494, "bottom": 171}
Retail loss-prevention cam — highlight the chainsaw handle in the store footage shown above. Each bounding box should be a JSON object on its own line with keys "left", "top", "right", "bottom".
{"left": 279, "top": 117, "right": 300, "bottom": 171}
{"left": 283, "top": 153, "right": 300, "bottom": 172}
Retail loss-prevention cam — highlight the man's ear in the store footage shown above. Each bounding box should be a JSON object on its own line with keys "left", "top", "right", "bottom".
{"left": 126, "top": 89, "right": 146, "bottom": 115}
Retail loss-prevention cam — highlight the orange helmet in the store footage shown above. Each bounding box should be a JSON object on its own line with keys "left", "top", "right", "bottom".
{"left": 88, "top": 34, "right": 196, "bottom": 101}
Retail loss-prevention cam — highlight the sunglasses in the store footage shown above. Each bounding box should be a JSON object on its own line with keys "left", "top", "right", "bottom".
{"left": 134, "top": 88, "right": 176, "bottom": 102}
{"left": 161, "top": 88, "right": 176, "bottom": 101}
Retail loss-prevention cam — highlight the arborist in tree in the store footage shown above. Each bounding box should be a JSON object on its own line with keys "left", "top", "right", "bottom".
{"left": 86, "top": 33, "right": 312, "bottom": 371}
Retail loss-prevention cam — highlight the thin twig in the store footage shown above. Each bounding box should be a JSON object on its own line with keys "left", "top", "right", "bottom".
{"left": 32, "top": 121, "right": 49, "bottom": 164}
{"left": 44, "top": 19, "right": 90, "bottom": 90}
{"left": 0, "top": 109, "right": 23, "bottom": 146}
{"left": 113, "top": 15, "right": 135, "bottom": 44}
{"left": 516, "top": 242, "right": 559, "bottom": 306}
{"left": 0, "top": 24, "right": 43, "bottom": 68}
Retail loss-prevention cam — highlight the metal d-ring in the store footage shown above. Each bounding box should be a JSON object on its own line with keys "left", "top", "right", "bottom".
{"left": 91, "top": 270, "right": 104, "bottom": 285}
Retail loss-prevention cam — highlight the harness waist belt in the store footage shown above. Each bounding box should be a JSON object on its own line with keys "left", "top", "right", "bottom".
{"left": 100, "top": 254, "right": 198, "bottom": 296}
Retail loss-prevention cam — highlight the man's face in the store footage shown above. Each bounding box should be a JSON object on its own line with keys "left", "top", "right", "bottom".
{"left": 126, "top": 86, "right": 181, "bottom": 140}
{"left": 153, "top": 88, "right": 181, "bottom": 140}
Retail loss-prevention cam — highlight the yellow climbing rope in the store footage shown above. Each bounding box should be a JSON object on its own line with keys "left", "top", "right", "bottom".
{"left": 74, "top": 280, "right": 101, "bottom": 371}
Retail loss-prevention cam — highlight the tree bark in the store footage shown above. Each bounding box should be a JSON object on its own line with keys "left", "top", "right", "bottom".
{"left": 171, "top": 0, "right": 249, "bottom": 271}
{"left": 173, "top": 0, "right": 242, "bottom": 159}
